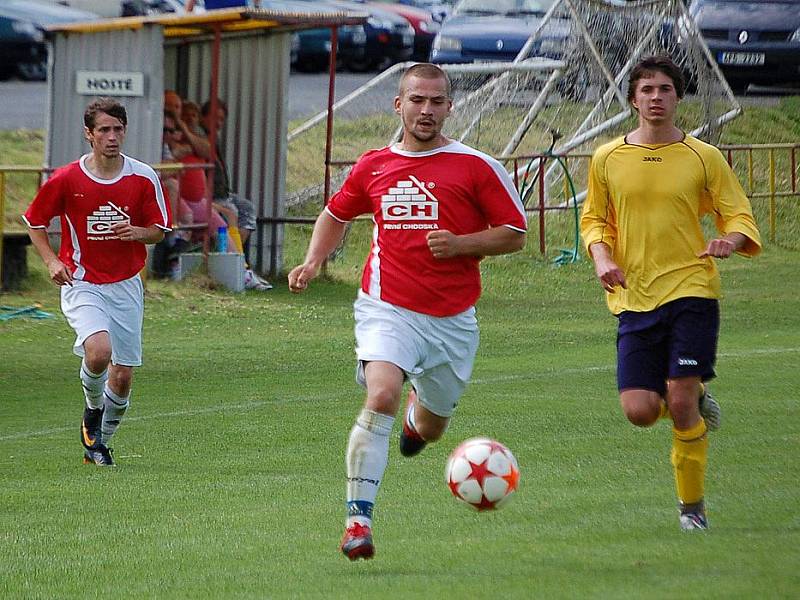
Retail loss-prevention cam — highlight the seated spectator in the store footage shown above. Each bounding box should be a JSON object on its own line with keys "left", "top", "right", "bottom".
{"left": 152, "top": 111, "right": 194, "bottom": 279}
{"left": 201, "top": 98, "right": 272, "bottom": 290}
{"left": 165, "top": 90, "right": 211, "bottom": 161}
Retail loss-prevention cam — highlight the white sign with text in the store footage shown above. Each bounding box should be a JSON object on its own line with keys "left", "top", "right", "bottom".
{"left": 76, "top": 71, "right": 144, "bottom": 96}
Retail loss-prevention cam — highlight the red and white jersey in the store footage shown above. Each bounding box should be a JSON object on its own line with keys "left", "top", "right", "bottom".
{"left": 23, "top": 154, "right": 171, "bottom": 284}
{"left": 327, "top": 141, "right": 526, "bottom": 317}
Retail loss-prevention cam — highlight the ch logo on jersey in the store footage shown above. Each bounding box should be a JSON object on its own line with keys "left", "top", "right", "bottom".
{"left": 642, "top": 156, "right": 663, "bottom": 163}
{"left": 381, "top": 175, "right": 438, "bottom": 222}
{"left": 86, "top": 202, "right": 129, "bottom": 237}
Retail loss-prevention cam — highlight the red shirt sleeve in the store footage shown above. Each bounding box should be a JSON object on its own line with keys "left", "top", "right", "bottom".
{"left": 326, "top": 154, "right": 375, "bottom": 222}
{"left": 472, "top": 157, "right": 527, "bottom": 231}
{"left": 139, "top": 172, "right": 172, "bottom": 230}
{"left": 23, "top": 168, "right": 67, "bottom": 228}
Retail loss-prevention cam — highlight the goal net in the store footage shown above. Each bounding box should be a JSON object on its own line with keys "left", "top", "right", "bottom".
{"left": 286, "top": 0, "right": 739, "bottom": 213}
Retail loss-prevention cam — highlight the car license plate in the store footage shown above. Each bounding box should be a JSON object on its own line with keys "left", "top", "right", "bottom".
{"left": 718, "top": 52, "right": 765, "bottom": 66}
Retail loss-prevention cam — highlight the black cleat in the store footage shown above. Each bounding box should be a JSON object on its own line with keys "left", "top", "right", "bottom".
{"left": 83, "top": 445, "right": 115, "bottom": 466}
{"left": 399, "top": 390, "right": 427, "bottom": 457}
{"left": 399, "top": 423, "right": 427, "bottom": 457}
{"left": 81, "top": 407, "right": 103, "bottom": 450}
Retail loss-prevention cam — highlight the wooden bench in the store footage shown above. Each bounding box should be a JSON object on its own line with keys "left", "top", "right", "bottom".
{"left": 1, "top": 231, "right": 31, "bottom": 292}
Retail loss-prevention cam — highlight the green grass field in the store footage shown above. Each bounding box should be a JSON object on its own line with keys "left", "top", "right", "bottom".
{"left": 1, "top": 222, "right": 798, "bottom": 598}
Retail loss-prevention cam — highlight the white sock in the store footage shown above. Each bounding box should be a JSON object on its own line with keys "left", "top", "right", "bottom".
{"left": 80, "top": 360, "right": 107, "bottom": 410}
{"left": 345, "top": 409, "right": 394, "bottom": 529}
{"left": 101, "top": 386, "right": 130, "bottom": 445}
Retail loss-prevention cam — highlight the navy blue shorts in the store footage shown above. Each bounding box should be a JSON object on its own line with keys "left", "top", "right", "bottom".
{"left": 616, "top": 297, "right": 720, "bottom": 397}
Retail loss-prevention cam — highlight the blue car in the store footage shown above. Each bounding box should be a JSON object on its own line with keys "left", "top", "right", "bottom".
{"left": 430, "top": 0, "right": 565, "bottom": 64}
{"left": 687, "top": 0, "right": 800, "bottom": 90}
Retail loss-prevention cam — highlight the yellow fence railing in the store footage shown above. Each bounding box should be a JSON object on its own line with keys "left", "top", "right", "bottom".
{"left": 2, "top": 143, "right": 798, "bottom": 286}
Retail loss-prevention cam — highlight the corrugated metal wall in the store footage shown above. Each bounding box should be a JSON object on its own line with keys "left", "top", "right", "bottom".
{"left": 164, "top": 32, "right": 291, "bottom": 275}
{"left": 46, "top": 26, "right": 291, "bottom": 275}
{"left": 46, "top": 26, "right": 165, "bottom": 169}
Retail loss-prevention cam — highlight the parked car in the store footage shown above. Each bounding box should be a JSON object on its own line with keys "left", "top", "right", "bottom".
{"left": 294, "top": 25, "right": 368, "bottom": 72}
{"left": 398, "top": 0, "right": 452, "bottom": 23}
{"left": 687, "top": 0, "right": 800, "bottom": 90}
{"left": 37, "top": 0, "right": 155, "bottom": 17}
{"left": 430, "top": 0, "right": 566, "bottom": 64}
{"left": 363, "top": 0, "right": 440, "bottom": 61}
{"left": 0, "top": 0, "right": 97, "bottom": 81}
{"left": 306, "top": 0, "right": 414, "bottom": 71}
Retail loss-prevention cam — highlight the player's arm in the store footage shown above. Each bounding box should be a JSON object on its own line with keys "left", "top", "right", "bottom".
{"left": 588, "top": 241, "right": 627, "bottom": 293}
{"left": 110, "top": 222, "right": 165, "bottom": 244}
{"left": 426, "top": 225, "right": 525, "bottom": 259}
{"left": 28, "top": 227, "right": 73, "bottom": 286}
{"left": 697, "top": 232, "right": 748, "bottom": 259}
{"left": 703, "top": 150, "right": 762, "bottom": 258}
{"left": 288, "top": 211, "right": 348, "bottom": 293}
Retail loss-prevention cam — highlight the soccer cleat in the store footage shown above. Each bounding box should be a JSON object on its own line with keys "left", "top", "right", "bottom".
{"left": 81, "top": 407, "right": 103, "bottom": 450}
{"left": 679, "top": 511, "right": 708, "bottom": 531}
{"left": 699, "top": 388, "right": 721, "bottom": 431}
{"left": 399, "top": 392, "right": 427, "bottom": 457}
{"left": 340, "top": 522, "right": 375, "bottom": 561}
{"left": 83, "top": 445, "right": 115, "bottom": 467}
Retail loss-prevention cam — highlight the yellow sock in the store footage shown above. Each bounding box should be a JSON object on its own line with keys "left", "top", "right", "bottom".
{"left": 671, "top": 419, "right": 708, "bottom": 505}
{"left": 228, "top": 226, "right": 244, "bottom": 254}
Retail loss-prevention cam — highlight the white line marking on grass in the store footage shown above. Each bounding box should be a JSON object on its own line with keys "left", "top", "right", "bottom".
{"left": 0, "top": 400, "right": 275, "bottom": 442}
{"left": 471, "top": 347, "right": 800, "bottom": 385}
{"left": 4, "top": 347, "right": 797, "bottom": 443}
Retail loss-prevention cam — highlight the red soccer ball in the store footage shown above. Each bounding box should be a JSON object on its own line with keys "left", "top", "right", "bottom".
{"left": 445, "top": 437, "right": 520, "bottom": 511}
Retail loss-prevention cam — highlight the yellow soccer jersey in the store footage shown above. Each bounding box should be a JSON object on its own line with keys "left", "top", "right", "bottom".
{"left": 581, "top": 134, "right": 761, "bottom": 315}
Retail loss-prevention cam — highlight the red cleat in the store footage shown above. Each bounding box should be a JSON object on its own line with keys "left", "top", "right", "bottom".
{"left": 340, "top": 523, "right": 375, "bottom": 561}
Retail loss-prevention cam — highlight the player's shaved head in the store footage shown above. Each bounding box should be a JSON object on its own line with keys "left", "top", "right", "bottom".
{"left": 399, "top": 63, "right": 451, "bottom": 98}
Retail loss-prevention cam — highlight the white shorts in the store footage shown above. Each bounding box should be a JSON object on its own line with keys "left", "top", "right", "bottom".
{"left": 354, "top": 290, "right": 479, "bottom": 418}
{"left": 60, "top": 274, "right": 145, "bottom": 367}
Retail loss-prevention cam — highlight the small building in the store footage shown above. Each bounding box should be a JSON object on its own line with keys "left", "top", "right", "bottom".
{"left": 44, "top": 4, "right": 366, "bottom": 276}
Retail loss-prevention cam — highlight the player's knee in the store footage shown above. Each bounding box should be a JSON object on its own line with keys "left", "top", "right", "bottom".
{"left": 624, "top": 408, "right": 659, "bottom": 428}
{"left": 83, "top": 337, "right": 112, "bottom": 371}
{"left": 109, "top": 367, "right": 133, "bottom": 396}
{"left": 620, "top": 392, "right": 661, "bottom": 427}
{"left": 365, "top": 386, "right": 401, "bottom": 415}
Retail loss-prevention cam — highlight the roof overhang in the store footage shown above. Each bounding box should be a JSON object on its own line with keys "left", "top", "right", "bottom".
{"left": 46, "top": 7, "right": 368, "bottom": 40}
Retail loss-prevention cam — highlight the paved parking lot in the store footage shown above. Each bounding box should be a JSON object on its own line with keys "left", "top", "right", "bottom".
{"left": 0, "top": 72, "right": 377, "bottom": 131}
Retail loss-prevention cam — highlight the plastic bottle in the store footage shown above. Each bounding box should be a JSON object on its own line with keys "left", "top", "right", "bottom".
{"left": 217, "top": 226, "right": 228, "bottom": 253}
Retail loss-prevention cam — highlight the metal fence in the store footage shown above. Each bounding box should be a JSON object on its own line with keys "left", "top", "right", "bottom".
{"left": 2, "top": 142, "right": 798, "bottom": 288}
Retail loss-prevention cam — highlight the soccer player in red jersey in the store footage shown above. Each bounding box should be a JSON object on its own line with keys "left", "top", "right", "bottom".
{"left": 23, "top": 98, "right": 171, "bottom": 466}
{"left": 288, "top": 63, "right": 527, "bottom": 560}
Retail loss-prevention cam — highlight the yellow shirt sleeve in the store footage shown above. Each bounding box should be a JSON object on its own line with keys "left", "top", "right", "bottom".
{"left": 696, "top": 141, "right": 762, "bottom": 257}
{"left": 580, "top": 138, "right": 622, "bottom": 254}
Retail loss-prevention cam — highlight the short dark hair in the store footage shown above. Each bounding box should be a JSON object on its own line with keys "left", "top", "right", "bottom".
{"left": 627, "top": 54, "right": 685, "bottom": 103}
{"left": 201, "top": 98, "right": 228, "bottom": 117}
{"left": 399, "top": 63, "right": 451, "bottom": 98}
{"left": 84, "top": 97, "right": 127, "bottom": 130}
